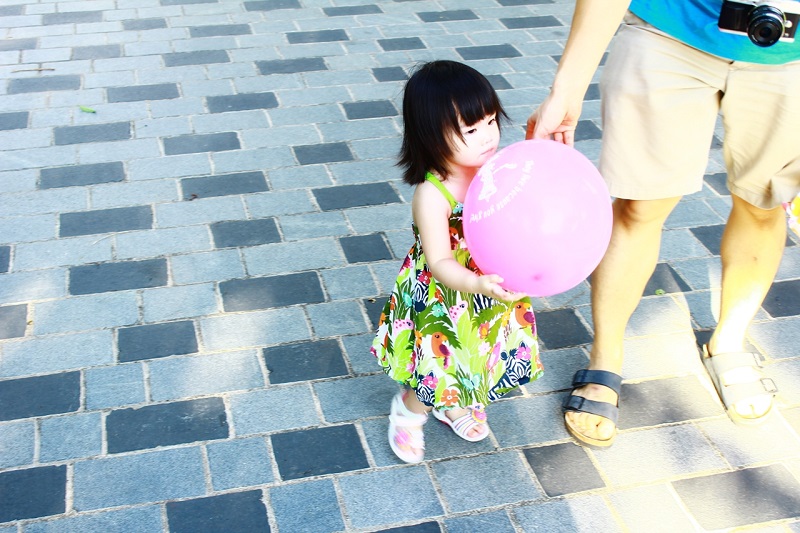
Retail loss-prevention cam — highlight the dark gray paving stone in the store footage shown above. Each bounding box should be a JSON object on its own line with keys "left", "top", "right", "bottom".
{"left": 456, "top": 44, "right": 522, "bottom": 60}
{"left": 256, "top": 57, "right": 327, "bottom": 75}
{"left": 535, "top": 308, "right": 591, "bottom": 350}
{"left": 585, "top": 82, "right": 600, "bottom": 100}
{"left": 486, "top": 74, "right": 512, "bottom": 90}
{"left": 40, "top": 161, "right": 125, "bottom": 189}
{"left": 263, "top": 339, "right": 348, "bottom": 384}
{"left": 163, "top": 50, "right": 230, "bottom": 67}
{"left": 444, "top": 511, "right": 516, "bottom": 533}
{"left": 689, "top": 224, "right": 725, "bottom": 255}
{"left": 163, "top": 132, "right": 240, "bottom": 155}
{"left": 123, "top": 18, "right": 167, "bottom": 30}
{"left": 69, "top": 258, "right": 168, "bottom": 295}
{"left": 524, "top": 443, "right": 605, "bottom": 496}
{"left": 313, "top": 182, "right": 401, "bottom": 211}
{"left": 340, "top": 233, "right": 393, "bottom": 263}
{"left": 0, "top": 111, "right": 28, "bottom": 130}
{"left": 270, "top": 479, "right": 344, "bottom": 532}
{"left": 7, "top": 76, "right": 81, "bottom": 94}
{"left": 0, "top": 372, "right": 80, "bottom": 421}
{"left": 372, "top": 66, "right": 407, "bottom": 82}
{"left": 54, "top": 122, "right": 131, "bottom": 145}
{"left": 272, "top": 424, "right": 369, "bottom": 480}
{"left": 417, "top": 9, "right": 477, "bottom": 22}
{"left": 643, "top": 263, "right": 692, "bottom": 296}
{"left": 189, "top": 24, "right": 252, "bottom": 37}
{"left": 324, "top": 5, "right": 381, "bottom": 16}
{"left": 376, "top": 524, "right": 442, "bottom": 533}
{"left": 0, "top": 466, "right": 66, "bottom": 522}
{"left": 378, "top": 37, "right": 425, "bottom": 51}
{"left": 287, "top": 29, "right": 348, "bottom": 44}
{"left": 763, "top": 279, "right": 800, "bottom": 317}
{"left": 211, "top": 218, "right": 280, "bottom": 248}
{"left": 364, "top": 296, "right": 385, "bottom": 329}
{"left": 673, "top": 464, "right": 800, "bottom": 530}
{"left": 220, "top": 271, "right": 324, "bottom": 311}
{"left": 42, "top": 11, "right": 102, "bottom": 24}
{"left": 106, "top": 397, "right": 228, "bottom": 453}
{"left": 0, "top": 38, "right": 35, "bottom": 51}
{"left": 498, "top": 0, "right": 554, "bottom": 4}
{"left": 0, "top": 245, "right": 9, "bottom": 273}
{"left": 0, "top": 304, "right": 27, "bottom": 339}
{"left": 167, "top": 490, "right": 270, "bottom": 533}
{"left": 245, "top": 0, "right": 301, "bottom": 11}
{"left": 501, "top": 15, "right": 562, "bottom": 28}
{"left": 72, "top": 45, "right": 121, "bottom": 60}
{"left": 574, "top": 119, "right": 602, "bottom": 141}
{"left": 704, "top": 172, "right": 729, "bottom": 195}
{"left": 117, "top": 320, "right": 198, "bottom": 362}
{"left": 294, "top": 142, "right": 353, "bottom": 165}
{"left": 206, "top": 92, "right": 277, "bottom": 113}
{"left": 59, "top": 205, "right": 152, "bottom": 237}
{"left": 182, "top": 171, "right": 268, "bottom": 200}
{"left": 343, "top": 100, "right": 397, "bottom": 120}
{"left": 107, "top": 83, "right": 179, "bottom": 103}
{"left": 618, "top": 376, "right": 721, "bottom": 429}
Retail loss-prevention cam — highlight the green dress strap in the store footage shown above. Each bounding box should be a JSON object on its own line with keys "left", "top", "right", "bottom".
{"left": 425, "top": 172, "right": 458, "bottom": 210}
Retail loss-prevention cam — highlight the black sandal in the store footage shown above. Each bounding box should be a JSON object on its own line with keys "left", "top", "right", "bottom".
{"left": 562, "top": 369, "right": 622, "bottom": 448}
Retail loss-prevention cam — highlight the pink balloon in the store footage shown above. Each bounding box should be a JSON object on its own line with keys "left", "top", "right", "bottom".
{"left": 463, "top": 139, "right": 612, "bottom": 297}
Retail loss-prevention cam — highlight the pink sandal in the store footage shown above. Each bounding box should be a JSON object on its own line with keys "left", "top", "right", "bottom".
{"left": 388, "top": 392, "right": 428, "bottom": 463}
{"left": 432, "top": 406, "right": 489, "bottom": 442}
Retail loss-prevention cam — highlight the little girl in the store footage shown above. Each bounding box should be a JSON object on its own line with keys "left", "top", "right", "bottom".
{"left": 372, "top": 60, "right": 544, "bottom": 463}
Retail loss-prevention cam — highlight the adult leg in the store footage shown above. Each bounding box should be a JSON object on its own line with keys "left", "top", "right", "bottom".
{"left": 705, "top": 194, "right": 785, "bottom": 419}
{"left": 565, "top": 195, "right": 682, "bottom": 442}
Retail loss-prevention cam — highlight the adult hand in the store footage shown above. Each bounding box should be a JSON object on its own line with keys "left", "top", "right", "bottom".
{"left": 525, "top": 91, "right": 582, "bottom": 146}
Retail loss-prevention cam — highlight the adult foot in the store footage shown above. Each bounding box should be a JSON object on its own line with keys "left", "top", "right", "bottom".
{"left": 563, "top": 369, "right": 622, "bottom": 447}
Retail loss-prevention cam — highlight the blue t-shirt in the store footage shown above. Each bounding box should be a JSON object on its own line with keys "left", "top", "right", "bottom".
{"left": 630, "top": 0, "right": 800, "bottom": 64}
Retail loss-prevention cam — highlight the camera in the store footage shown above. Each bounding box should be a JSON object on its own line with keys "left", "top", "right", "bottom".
{"left": 718, "top": 0, "right": 800, "bottom": 46}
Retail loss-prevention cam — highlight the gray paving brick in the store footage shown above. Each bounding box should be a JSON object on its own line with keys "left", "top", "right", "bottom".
{"left": 0, "top": 420, "right": 35, "bottom": 469}
{"left": 33, "top": 292, "right": 138, "bottom": 335}
{"left": 206, "top": 437, "right": 273, "bottom": 490}
{"left": 7, "top": 75, "right": 81, "bottom": 94}
{"left": 268, "top": 102, "right": 345, "bottom": 126}
{"left": 256, "top": 56, "right": 327, "bottom": 75}
{"left": 307, "top": 300, "right": 369, "bottom": 337}
{"left": 0, "top": 269, "right": 66, "bottom": 305}
{"left": 128, "top": 153, "right": 211, "bottom": 181}
{"left": 170, "top": 249, "right": 245, "bottom": 285}
{"left": 228, "top": 384, "right": 319, "bottom": 435}
{"left": 182, "top": 171, "right": 268, "bottom": 201}
{"left": 77, "top": 138, "right": 161, "bottom": 165}
{"left": 163, "top": 49, "right": 229, "bottom": 67}
{"left": 0, "top": 465, "right": 66, "bottom": 523}
{"left": 1, "top": 331, "right": 112, "bottom": 378}
{"left": 0, "top": 304, "right": 27, "bottom": 339}
{"left": 270, "top": 479, "right": 344, "bottom": 532}
{"left": 320, "top": 265, "right": 377, "bottom": 300}
{"left": 85, "top": 363, "right": 146, "bottom": 410}
{"left": 189, "top": 24, "right": 252, "bottom": 37}
{"left": 212, "top": 146, "right": 296, "bottom": 173}
{"left": 141, "top": 283, "right": 218, "bottom": 322}
{"left": 240, "top": 124, "right": 320, "bottom": 150}
{"left": 163, "top": 131, "right": 240, "bottom": 155}
{"left": 514, "top": 496, "right": 622, "bottom": 533}
{"left": 150, "top": 350, "right": 264, "bottom": 401}
{"left": 39, "top": 412, "right": 102, "bottom": 462}
{"left": 54, "top": 121, "right": 131, "bottom": 145}
{"left": 40, "top": 161, "right": 125, "bottom": 189}
{"left": 0, "top": 371, "right": 80, "bottom": 422}
{"left": 90, "top": 179, "right": 180, "bottom": 209}
{"left": 155, "top": 195, "right": 246, "bottom": 227}
{"left": 72, "top": 447, "right": 206, "bottom": 510}
{"left": 69, "top": 258, "right": 167, "bottom": 295}
{"left": 123, "top": 17, "right": 167, "bottom": 30}
{"left": 23, "top": 507, "right": 164, "bottom": 533}
{"left": 0, "top": 111, "right": 28, "bottom": 130}
{"left": 42, "top": 10, "right": 103, "bottom": 25}
{"left": 107, "top": 83, "right": 179, "bottom": 103}
{"left": 59, "top": 205, "right": 152, "bottom": 237}
{"left": 0, "top": 38, "right": 36, "bottom": 51}
{"left": 115, "top": 226, "right": 212, "bottom": 260}
{"left": 314, "top": 374, "right": 395, "bottom": 423}
{"left": 206, "top": 91, "right": 277, "bottom": 113}
{"left": 198, "top": 307, "right": 309, "bottom": 351}
{"left": 166, "top": 490, "right": 270, "bottom": 533}
{"left": 0, "top": 245, "right": 11, "bottom": 274}
{"left": 242, "top": 239, "right": 345, "bottom": 276}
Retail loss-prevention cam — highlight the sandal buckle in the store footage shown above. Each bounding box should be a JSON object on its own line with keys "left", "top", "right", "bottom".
{"left": 761, "top": 377, "right": 779, "bottom": 394}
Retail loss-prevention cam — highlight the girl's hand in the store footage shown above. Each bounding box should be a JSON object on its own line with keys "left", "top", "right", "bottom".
{"left": 475, "top": 274, "right": 528, "bottom": 302}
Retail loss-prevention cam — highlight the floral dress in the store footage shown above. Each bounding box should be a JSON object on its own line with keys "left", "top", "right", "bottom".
{"left": 372, "top": 173, "right": 543, "bottom": 410}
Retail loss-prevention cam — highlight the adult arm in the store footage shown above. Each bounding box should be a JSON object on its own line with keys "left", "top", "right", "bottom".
{"left": 526, "top": 0, "right": 632, "bottom": 145}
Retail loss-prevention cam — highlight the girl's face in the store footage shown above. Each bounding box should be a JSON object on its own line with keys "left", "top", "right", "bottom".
{"left": 447, "top": 113, "right": 500, "bottom": 172}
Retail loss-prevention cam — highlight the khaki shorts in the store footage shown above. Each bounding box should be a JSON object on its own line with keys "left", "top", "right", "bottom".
{"left": 599, "top": 12, "right": 800, "bottom": 209}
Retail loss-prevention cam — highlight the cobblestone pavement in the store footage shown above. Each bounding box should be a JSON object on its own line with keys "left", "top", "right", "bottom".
{"left": 2, "top": 0, "right": 800, "bottom": 531}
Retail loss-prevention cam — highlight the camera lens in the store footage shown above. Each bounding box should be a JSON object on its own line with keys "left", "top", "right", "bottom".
{"left": 747, "top": 5, "right": 785, "bottom": 46}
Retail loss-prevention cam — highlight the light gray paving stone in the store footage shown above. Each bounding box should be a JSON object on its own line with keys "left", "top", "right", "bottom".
{"left": 72, "top": 447, "right": 207, "bottom": 511}
{"left": 0, "top": 330, "right": 113, "bottom": 378}
{"left": 192, "top": 110, "right": 269, "bottom": 134}
{"left": 0, "top": 128, "right": 51, "bottom": 151}
{"left": 76, "top": 138, "right": 161, "bottom": 164}
{"left": 371, "top": 261, "right": 405, "bottom": 295}
{"left": 115, "top": 226, "right": 212, "bottom": 260}
{"left": 148, "top": 350, "right": 264, "bottom": 401}
{"left": 279, "top": 211, "right": 350, "bottom": 240}
{"left": 329, "top": 159, "right": 404, "bottom": 185}
{"left": 0, "top": 169, "right": 37, "bottom": 194}
{"left": 514, "top": 495, "right": 623, "bottom": 533}
{"left": 85, "top": 363, "right": 146, "bottom": 410}
{"left": 142, "top": 283, "right": 218, "bottom": 323}
{"left": 155, "top": 196, "right": 246, "bottom": 228}
{"left": 0, "top": 214, "right": 56, "bottom": 245}
{"left": 240, "top": 124, "right": 321, "bottom": 149}
{"left": 14, "top": 236, "right": 112, "bottom": 271}
{"left": 245, "top": 189, "right": 316, "bottom": 216}
{"left": 699, "top": 415, "right": 800, "bottom": 467}
{"left": 307, "top": 300, "right": 369, "bottom": 337}
{"left": 314, "top": 374, "right": 397, "bottom": 423}
{"left": 211, "top": 147, "right": 297, "bottom": 174}
{"left": 3, "top": 188, "right": 87, "bottom": 218}
{"left": 750, "top": 316, "right": 800, "bottom": 360}
{"left": 198, "top": 307, "right": 310, "bottom": 351}
{"left": 228, "top": 384, "right": 320, "bottom": 436}
{"left": 0, "top": 420, "right": 35, "bottom": 468}
{"left": 346, "top": 203, "right": 412, "bottom": 234}
{"left": 607, "top": 484, "right": 699, "bottom": 533}
{"left": 242, "top": 239, "right": 346, "bottom": 277}
{"left": 0, "top": 145, "right": 78, "bottom": 172}
{"left": 769, "top": 358, "right": 800, "bottom": 405}
{"left": 341, "top": 333, "right": 377, "bottom": 375}
{"left": 206, "top": 436, "right": 274, "bottom": 491}
{"left": 129, "top": 154, "right": 212, "bottom": 181}
{"left": 0, "top": 269, "right": 66, "bottom": 305}
{"left": 90, "top": 179, "right": 181, "bottom": 209}
{"left": 33, "top": 292, "right": 139, "bottom": 335}
{"left": 23, "top": 508, "right": 163, "bottom": 533}
{"left": 170, "top": 249, "right": 245, "bottom": 285}
{"left": 134, "top": 116, "right": 193, "bottom": 139}
{"left": 320, "top": 265, "right": 378, "bottom": 300}
{"left": 150, "top": 97, "right": 207, "bottom": 119}
{"left": 270, "top": 479, "right": 345, "bottom": 533}
{"left": 39, "top": 412, "right": 102, "bottom": 462}
{"left": 489, "top": 394, "right": 569, "bottom": 447}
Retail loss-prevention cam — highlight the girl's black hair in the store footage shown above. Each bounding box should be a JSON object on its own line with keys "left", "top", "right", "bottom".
{"left": 398, "top": 60, "right": 508, "bottom": 185}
